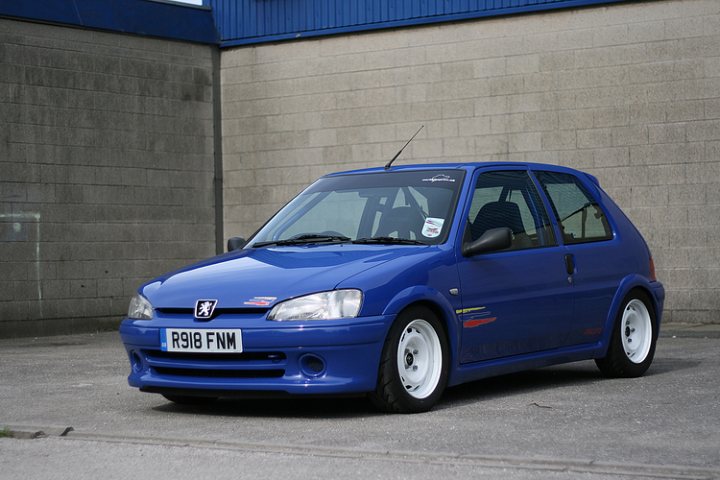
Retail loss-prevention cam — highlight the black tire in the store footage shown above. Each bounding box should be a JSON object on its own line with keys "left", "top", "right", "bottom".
{"left": 595, "top": 290, "right": 657, "bottom": 378}
{"left": 370, "top": 306, "right": 449, "bottom": 413}
{"left": 162, "top": 394, "right": 218, "bottom": 406}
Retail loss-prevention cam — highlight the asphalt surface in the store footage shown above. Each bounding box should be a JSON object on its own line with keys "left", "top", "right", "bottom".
{"left": 1, "top": 330, "right": 719, "bottom": 479}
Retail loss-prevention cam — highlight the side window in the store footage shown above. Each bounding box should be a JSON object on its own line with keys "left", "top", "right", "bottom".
{"left": 467, "top": 171, "right": 556, "bottom": 250}
{"left": 535, "top": 171, "right": 613, "bottom": 244}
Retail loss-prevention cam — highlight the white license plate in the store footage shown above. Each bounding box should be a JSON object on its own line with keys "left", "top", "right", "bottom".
{"left": 161, "top": 328, "right": 243, "bottom": 353}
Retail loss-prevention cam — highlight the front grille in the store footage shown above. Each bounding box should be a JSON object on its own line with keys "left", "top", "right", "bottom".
{"left": 153, "top": 367, "right": 284, "bottom": 378}
{"left": 155, "top": 307, "right": 270, "bottom": 319}
{"left": 149, "top": 351, "right": 285, "bottom": 362}
{"left": 143, "top": 349, "right": 287, "bottom": 380}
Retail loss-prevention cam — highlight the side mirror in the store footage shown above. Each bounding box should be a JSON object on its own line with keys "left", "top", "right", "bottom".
{"left": 462, "top": 227, "right": 512, "bottom": 257}
{"left": 227, "top": 237, "right": 247, "bottom": 252}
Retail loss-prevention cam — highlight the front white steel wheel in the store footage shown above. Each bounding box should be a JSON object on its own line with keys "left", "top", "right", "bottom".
{"left": 371, "top": 306, "right": 449, "bottom": 413}
{"left": 397, "top": 319, "right": 443, "bottom": 399}
{"left": 596, "top": 291, "right": 657, "bottom": 378}
{"left": 620, "top": 299, "right": 652, "bottom": 364}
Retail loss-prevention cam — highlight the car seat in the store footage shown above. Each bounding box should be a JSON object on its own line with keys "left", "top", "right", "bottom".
{"left": 376, "top": 207, "right": 424, "bottom": 239}
{"left": 471, "top": 201, "right": 532, "bottom": 249}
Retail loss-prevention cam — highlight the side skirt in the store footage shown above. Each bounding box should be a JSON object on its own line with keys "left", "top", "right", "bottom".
{"left": 448, "top": 342, "right": 604, "bottom": 387}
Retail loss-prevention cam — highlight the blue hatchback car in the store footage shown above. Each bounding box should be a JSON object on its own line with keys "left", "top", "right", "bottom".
{"left": 120, "top": 162, "right": 664, "bottom": 413}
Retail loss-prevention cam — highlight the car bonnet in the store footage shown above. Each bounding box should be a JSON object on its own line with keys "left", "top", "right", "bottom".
{"left": 141, "top": 245, "right": 428, "bottom": 309}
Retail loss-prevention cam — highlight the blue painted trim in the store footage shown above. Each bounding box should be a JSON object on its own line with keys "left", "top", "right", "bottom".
{"left": 449, "top": 341, "right": 603, "bottom": 386}
{"left": 0, "top": 0, "right": 631, "bottom": 47}
{"left": 0, "top": 0, "right": 218, "bottom": 44}
{"left": 215, "top": 0, "right": 629, "bottom": 47}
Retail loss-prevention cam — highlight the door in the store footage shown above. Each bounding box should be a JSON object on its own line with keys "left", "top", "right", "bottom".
{"left": 457, "top": 169, "right": 574, "bottom": 364}
{"left": 534, "top": 171, "right": 619, "bottom": 345}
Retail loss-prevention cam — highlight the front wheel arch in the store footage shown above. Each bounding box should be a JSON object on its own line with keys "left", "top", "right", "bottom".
{"left": 405, "top": 300, "right": 451, "bottom": 344}
{"left": 378, "top": 287, "right": 461, "bottom": 376}
{"left": 370, "top": 304, "right": 451, "bottom": 413}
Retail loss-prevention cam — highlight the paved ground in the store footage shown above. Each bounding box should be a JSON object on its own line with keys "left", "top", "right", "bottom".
{"left": 1, "top": 328, "right": 719, "bottom": 479}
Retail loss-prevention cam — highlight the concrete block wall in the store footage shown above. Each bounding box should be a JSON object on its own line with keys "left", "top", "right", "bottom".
{"left": 221, "top": 0, "right": 720, "bottom": 324}
{"left": 0, "top": 19, "right": 217, "bottom": 337}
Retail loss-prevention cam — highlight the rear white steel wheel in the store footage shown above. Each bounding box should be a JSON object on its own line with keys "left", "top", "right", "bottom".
{"left": 595, "top": 290, "right": 657, "bottom": 378}
{"left": 621, "top": 299, "right": 652, "bottom": 364}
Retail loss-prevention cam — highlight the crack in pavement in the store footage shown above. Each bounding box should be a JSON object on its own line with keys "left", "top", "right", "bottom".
{"left": 7, "top": 426, "right": 719, "bottom": 480}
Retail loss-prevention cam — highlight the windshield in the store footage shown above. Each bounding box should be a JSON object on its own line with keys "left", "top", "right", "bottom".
{"left": 248, "top": 170, "right": 465, "bottom": 247}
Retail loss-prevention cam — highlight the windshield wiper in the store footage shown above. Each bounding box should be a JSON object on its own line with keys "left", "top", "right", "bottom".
{"left": 253, "top": 234, "right": 351, "bottom": 248}
{"left": 352, "top": 236, "right": 425, "bottom": 245}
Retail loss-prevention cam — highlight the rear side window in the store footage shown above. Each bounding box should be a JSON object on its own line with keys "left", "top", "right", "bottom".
{"left": 467, "top": 171, "right": 556, "bottom": 250}
{"left": 535, "top": 171, "right": 613, "bottom": 244}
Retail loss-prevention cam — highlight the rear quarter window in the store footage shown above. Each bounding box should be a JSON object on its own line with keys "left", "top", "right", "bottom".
{"left": 535, "top": 171, "right": 613, "bottom": 244}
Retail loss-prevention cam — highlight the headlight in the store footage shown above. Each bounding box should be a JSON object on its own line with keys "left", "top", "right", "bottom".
{"left": 268, "top": 289, "right": 362, "bottom": 321}
{"left": 127, "top": 294, "right": 154, "bottom": 320}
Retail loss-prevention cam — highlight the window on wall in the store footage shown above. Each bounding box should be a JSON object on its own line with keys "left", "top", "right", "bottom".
{"left": 467, "top": 170, "right": 556, "bottom": 250}
{"left": 535, "top": 171, "right": 613, "bottom": 244}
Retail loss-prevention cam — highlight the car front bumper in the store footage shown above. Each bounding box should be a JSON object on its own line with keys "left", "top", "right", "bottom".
{"left": 119, "top": 314, "right": 392, "bottom": 396}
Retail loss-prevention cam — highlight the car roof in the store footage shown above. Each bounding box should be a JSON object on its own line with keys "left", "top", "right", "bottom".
{"left": 326, "top": 162, "right": 596, "bottom": 181}
{"left": 324, "top": 162, "right": 602, "bottom": 187}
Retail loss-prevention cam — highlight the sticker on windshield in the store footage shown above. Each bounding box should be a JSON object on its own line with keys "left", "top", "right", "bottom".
{"left": 422, "top": 174, "right": 456, "bottom": 183}
{"left": 422, "top": 218, "right": 445, "bottom": 238}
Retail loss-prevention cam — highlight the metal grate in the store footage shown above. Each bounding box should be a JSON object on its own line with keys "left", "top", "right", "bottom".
{"left": 156, "top": 307, "right": 269, "bottom": 315}
{"left": 147, "top": 350, "right": 285, "bottom": 362}
{"left": 153, "top": 367, "right": 284, "bottom": 378}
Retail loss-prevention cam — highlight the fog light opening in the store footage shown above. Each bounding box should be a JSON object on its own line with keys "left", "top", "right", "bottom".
{"left": 299, "top": 354, "right": 326, "bottom": 377}
{"left": 130, "top": 351, "right": 144, "bottom": 373}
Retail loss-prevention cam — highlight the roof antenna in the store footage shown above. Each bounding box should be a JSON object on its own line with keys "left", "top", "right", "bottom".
{"left": 384, "top": 125, "right": 424, "bottom": 170}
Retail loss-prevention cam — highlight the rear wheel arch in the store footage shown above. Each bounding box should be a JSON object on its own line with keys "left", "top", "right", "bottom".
{"left": 603, "top": 279, "right": 660, "bottom": 347}
{"left": 626, "top": 286, "right": 657, "bottom": 316}
{"left": 596, "top": 287, "right": 658, "bottom": 377}
{"left": 609, "top": 284, "right": 656, "bottom": 315}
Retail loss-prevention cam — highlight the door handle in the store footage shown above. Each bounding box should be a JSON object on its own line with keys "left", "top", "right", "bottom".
{"left": 564, "top": 254, "right": 575, "bottom": 275}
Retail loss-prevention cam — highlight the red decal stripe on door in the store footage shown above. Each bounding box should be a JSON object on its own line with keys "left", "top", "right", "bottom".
{"left": 463, "top": 317, "right": 497, "bottom": 328}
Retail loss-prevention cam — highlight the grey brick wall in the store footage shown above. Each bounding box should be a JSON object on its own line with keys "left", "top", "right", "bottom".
{"left": 221, "top": 0, "right": 720, "bottom": 324}
{"left": 0, "top": 19, "right": 217, "bottom": 337}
